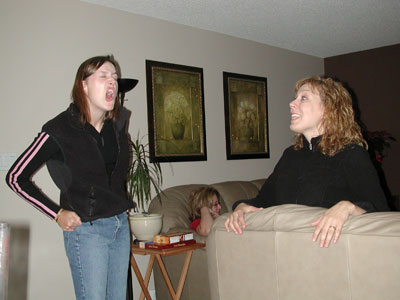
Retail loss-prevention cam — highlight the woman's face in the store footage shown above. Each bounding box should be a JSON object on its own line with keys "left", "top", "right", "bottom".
{"left": 289, "top": 84, "right": 325, "bottom": 142}
{"left": 83, "top": 61, "right": 118, "bottom": 119}
{"left": 210, "top": 195, "right": 221, "bottom": 217}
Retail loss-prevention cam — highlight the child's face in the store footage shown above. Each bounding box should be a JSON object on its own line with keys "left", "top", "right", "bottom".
{"left": 210, "top": 195, "right": 221, "bottom": 216}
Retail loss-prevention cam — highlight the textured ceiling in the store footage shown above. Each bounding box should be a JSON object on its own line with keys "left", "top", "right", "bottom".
{"left": 82, "top": 0, "right": 400, "bottom": 58}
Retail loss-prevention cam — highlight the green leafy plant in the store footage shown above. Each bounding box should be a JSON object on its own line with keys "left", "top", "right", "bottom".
{"left": 127, "top": 134, "right": 163, "bottom": 213}
{"left": 366, "top": 130, "right": 396, "bottom": 163}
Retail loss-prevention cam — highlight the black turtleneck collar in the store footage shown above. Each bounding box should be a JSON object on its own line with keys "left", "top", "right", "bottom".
{"left": 302, "top": 135, "right": 322, "bottom": 151}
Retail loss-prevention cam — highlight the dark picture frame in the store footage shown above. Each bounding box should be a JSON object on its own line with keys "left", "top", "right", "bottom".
{"left": 146, "top": 60, "right": 207, "bottom": 162}
{"left": 223, "top": 72, "right": 269, "bottom": 160}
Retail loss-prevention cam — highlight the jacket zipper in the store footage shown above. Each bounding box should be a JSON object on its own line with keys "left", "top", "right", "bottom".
{"left": 89, "top": 185, "right": 95, "bottom": 224}
{"left": 108, "top": 122, "right": 121, "bottom": 187}
{"left": 87, "top": 129, "right": 117, "bottom": 187}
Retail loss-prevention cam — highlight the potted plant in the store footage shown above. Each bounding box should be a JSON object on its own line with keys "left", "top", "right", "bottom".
{"left": 366, "top": 130, "right": 396, "bottom": 163}
{"left": 127, "top": 134, "right": 164, "bottom": 241}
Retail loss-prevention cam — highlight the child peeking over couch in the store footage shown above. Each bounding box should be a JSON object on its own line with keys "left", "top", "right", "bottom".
{"left": 189, "top": 187, "right": 222, "bottom": 236}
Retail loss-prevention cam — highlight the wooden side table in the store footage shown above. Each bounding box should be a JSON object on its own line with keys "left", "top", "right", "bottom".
{"left": 130, "top": 242, "right": 206, "bottom": 300}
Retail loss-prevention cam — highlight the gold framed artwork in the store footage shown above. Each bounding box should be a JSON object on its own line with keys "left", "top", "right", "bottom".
{"left": 146, "top": 60, "right": 207, "bottom": 162}
{"left": 223, "top": 72, "right": 269, "bottom": 160}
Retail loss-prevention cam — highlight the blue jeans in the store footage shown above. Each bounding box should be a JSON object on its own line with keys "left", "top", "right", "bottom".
{"left": 63, "top": 212, "right": 130, "bottom": 300}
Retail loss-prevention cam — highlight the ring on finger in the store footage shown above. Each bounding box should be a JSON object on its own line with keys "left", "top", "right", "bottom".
{"left": 329, "top": 225, "right": 337, "bottom": 230}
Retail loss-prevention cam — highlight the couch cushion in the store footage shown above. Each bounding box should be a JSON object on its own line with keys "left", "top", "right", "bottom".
{"left": 250, "top": 178, "right": 266, "bottom": 191}
{"left": 211, "top": 180, "right": 263, "bottom": 213}
{"left": 211, "top": 181, "right": 259, "bottom": 214}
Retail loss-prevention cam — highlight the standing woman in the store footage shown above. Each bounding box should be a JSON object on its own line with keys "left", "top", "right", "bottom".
{"left": 6, "top": 55, "right": 134, "bottom": 300}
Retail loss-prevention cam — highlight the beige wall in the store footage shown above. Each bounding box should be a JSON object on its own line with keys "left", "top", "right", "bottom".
{"left": 0, "top": 0, "right": 323, "bottom": 299}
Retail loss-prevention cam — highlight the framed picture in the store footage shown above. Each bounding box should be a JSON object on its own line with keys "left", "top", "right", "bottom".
{"left": 146, "top": 60, "right": 207, "bottom": 162}
{"left": 223, "top": 72, "right": 269, "bottom": 160}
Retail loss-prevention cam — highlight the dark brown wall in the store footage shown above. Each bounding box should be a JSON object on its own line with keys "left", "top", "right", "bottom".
{"left": 324, "top": 44, "right": 400, "bottom": 198}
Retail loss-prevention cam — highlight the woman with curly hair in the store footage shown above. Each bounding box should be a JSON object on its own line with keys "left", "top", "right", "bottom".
{"left": 189, "top": 187, "right": 222, "bottom": 236}
{"left": 225, "top": 76, "right": 389, "bottom": 247}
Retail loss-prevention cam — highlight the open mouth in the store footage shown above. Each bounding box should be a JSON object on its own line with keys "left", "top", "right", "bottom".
{"left": 106, "top": 88, "right": 115, "bottom": 102}
{"left": 291, "top": 113, "right": 300, "bottom": 120}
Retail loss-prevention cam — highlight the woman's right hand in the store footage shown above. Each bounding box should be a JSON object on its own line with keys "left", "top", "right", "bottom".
{"left": 56, "top": 209, "right": 82, "bottom": 232}
{"left": 224, "top": 203, "right": 262, "bottom": 234}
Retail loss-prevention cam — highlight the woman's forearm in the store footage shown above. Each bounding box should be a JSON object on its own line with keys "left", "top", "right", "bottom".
{"left": 196, "top": 207, "right": 215, "bottom": 236}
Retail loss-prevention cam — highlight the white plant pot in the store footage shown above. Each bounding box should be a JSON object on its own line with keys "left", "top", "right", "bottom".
{"left": 129, "top": 213, "right": 163, "bottom": 241}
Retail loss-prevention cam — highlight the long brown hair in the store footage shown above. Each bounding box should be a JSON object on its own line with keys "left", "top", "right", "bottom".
{"left": 188, "top": 187, "right": 222, "bottom": 220}
{"left": 71, "top": 55, "right": 120, "bottom": 124}
{"left": 293, "top": 76, "right": 367, "bottom": 156}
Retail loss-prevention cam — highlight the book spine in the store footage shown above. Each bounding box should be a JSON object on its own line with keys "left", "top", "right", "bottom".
{"left": 138, "top": 241, "right": 153, "bottom": 249}
{"left": 145, "top": 239, "right": 196, "bottom": 250}
{"left": 153, "top": 232, "right": 194, "bottom": 245}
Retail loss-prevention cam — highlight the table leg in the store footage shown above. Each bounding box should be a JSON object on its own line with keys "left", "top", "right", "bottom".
{"left": 155, "top": 250, "right": 194, "bottom": 300}
{"left": 139, "top": 255, "right": 156, "bottom": 300}
{"left": 155, "top": 254, "right": 176, "bottom": 299}
{"left": 130, "top": 253, "right": 154, "bottom": 300}
{"left": 174, "top": 250, "right": 194, "bottom": 300}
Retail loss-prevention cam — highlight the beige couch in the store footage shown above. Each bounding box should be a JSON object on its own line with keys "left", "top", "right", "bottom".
{"left": 207, "top": 204, "right": 400, "bottom": 300}
{"left": 148, "top": 179, "right": 265, "bottom": 300}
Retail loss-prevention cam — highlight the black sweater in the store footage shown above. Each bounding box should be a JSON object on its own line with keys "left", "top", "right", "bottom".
{"left": 233, "top": 137, "right": 389, "bottom": 212}
{"left": 6, "top": 104, "right": 133, "bottom": 221}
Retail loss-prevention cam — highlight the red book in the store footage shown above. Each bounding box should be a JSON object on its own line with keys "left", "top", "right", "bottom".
{"left": 145, "top": 239, "right": 196, "bottom": 250}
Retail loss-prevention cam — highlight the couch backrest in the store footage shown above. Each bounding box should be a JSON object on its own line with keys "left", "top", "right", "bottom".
{"left": 207, "top": 204, "right": 400, "bottom": 300}
{"left": 148, "top": 179, "right": 265, "bottom": 234}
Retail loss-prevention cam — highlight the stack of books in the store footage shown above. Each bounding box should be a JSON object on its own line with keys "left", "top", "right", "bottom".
{"left": 136, "top": 232, "right": 195, "bottom": 249}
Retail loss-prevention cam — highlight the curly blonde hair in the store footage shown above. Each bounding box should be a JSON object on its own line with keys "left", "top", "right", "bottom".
{"left": 188, "top": 187, "right": 221, "bottom": 220}
{"left": 293, "top": 76, "right": 367, "bottom": 156}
